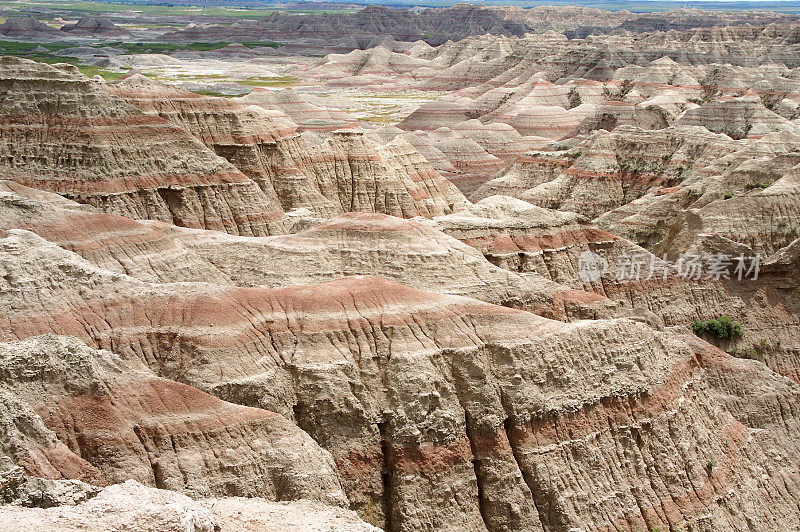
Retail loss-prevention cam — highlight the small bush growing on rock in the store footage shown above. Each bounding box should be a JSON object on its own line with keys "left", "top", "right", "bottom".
{"left": 761, "top": 91, "right": 786, "bottom": 110}
{"left": 568, "top": 88, "right": 582, "bottom": 109}
{"left": 729, "top": 347, "right": 755, "bottom": 359}
{"left": 619, "top": 79, "right": 634, "bottom": 98}
{"left": 731, "top": 338, "right": 782, "bottom": 360}
{"left": 360, "top": 497, "right": 383, "bottom": 528}
{"left": 691, "top": 316, "right": 743, "bottom": 340}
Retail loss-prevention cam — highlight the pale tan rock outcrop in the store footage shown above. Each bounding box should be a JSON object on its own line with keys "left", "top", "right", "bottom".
{"left": 596, "top": 130, "right": 800, "bottom": 256}
{"left": 477, "top": 125, "right": 737, "bottom": 219}
{"left": 240, "top": 87, "right": 360, "bottom": 133}
{"left": 6, "top": 15, "right": 800, "bottom": 532}
{"left": 0, "top": 479, "right": 379, "bottom": 531}
{"left": 0, "top": 335, "right": 347, "bottom": 504}
{"left": 416, "top": 194, "right": 800, "bottom": 389}
{"left": 0, "top": 179, "right": 234, "bottom": 284}
{"left": 677, "top": 93, "right": 800, "bottom": 139}
{"left": 0, "top": 185, "right": 606, "bottom": 322}
{"left": 0, "top": 480, "right": 218, "bottom": 532}
{"left": 422, "top": 196, "right": 645, "bottom": 289}
{"left": 451, "top": 120, "right": 533, "bottom": 161}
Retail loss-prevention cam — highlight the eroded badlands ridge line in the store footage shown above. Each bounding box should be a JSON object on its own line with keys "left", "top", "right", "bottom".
{"left": 3, "top": 230, "right": 800, "bottom": 530}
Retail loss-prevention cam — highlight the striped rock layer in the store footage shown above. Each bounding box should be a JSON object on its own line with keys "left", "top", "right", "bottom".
{"left": 2, "top": 229, "right": 800, "bottom": 531}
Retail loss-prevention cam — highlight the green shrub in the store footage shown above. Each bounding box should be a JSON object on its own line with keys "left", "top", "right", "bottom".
{"left": 691, "top": 316, "right": 743, "bottom": 340}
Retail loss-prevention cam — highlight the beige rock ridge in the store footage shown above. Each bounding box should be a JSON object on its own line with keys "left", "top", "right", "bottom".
{"left": 475, "top": 125, "right": 737, "bottom": 219}
{"left": 241, "top": 87, "right": 361, "bottom": 133}
{"left": 422, "top": 195, "right": 644, "bottom": 289}
{"left": 0, "top": 335, "right": 347, "bottom": 505}
{"left": 108, "top": 75, "right": 469, "bottom": 219}
{"left": 595, "top": 130, "right": 800, "bottom": 257}
{"left": 0, "top": 183, "right": 608, "bottom": 320}
{"left": 3, "top": 230, "right": 800, "bottom": 530}
{"left": 5, "top": 174, "right": 798, "bottom": 393}
{"left": 677, "top": 93, "right": 800, "bottom": 139}
{"left": 317, "top": 29, "right": 800, "bottom": 149}
{"left": 0, "top": 57, "right": 289, "bottom": 236}
{"left": 4, "top": 11, "right": 800, "bottom": 532}
{"left": 0, "top": 179, "right": 235, "bottom": 284}
{"left": 414, "top": 195, "right": 800, "bottom": 386}
{"left": 0, "top": 59, "right": 470, "bottom": 237}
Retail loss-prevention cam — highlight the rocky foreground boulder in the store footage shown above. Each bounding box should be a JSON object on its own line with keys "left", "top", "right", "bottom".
{"left": 0, "top": 476, "right": 378, "bottom": 531}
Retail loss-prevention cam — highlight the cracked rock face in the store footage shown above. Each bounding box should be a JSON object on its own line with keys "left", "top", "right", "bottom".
{"left": 0, "top": 335, "right": 347, "bottom": 506}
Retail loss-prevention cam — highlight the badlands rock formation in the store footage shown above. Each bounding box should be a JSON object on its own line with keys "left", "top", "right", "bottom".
{"left": 158, "top": 5, "right": 799, "bottom": 52}
{"left": 0, "top": 334, "right": 347, "bottom": 504}
{"left": 3, "top": 5, "right": 800, "bottom": 532}
{"left": 60, "top": 16, "right": 128, "bottom": 36}
{"left": 2, "top": 227, "right": 800, "bottom": 530}
{"left": 0, "top": 58, "right": 468, "bottom": 231}
{"left": 162, "top": 5, "right": 534, "bottom": 49}
{"left": 106, "top": 73, "right": 468, "bottom": 219}
{"left": 0, "top": 57, "right": 287, "bottom": 236}
{"left": 0, "top": 17, "right": 59, "bottom": 37}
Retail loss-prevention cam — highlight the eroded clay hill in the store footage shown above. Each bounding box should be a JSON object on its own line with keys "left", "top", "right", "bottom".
{"left": 2, "top": 8, "right": 800, "bottom": 532}
{"left": 0, "top": 57, "right": 287, "bottom": 236}
{"left": 0, "top": 59, "right": 468, "bottom": 234}
{"left": 3, "top": 229, "right": 800, "bottom": 531}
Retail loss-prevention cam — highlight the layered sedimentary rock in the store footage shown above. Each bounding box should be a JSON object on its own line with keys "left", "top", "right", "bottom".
{"left": 415, "top": 194, "right": 800, "bottom": 388}
{"left": 108, "top": 74, "right": 468, "bottom": 219}
{"left": 161, "top": 5, "right": 533, "bottom": 49}
{"left": 677, "top": 94, "right": 800, "bottom": 139}
{"left": 475, "top": 126, "right": 734, "bottom": 219}
{"left": 0, "top": 17, "right": 59, "bottom": 37}
{"left": 414, "top": 128, "right": 506, "bottom": 195}
{"left": 60, "top": 16, "right": 128, "bottom": 36}
{"left": 149, "top": 4, "right": 798, "bottom": 54}
{"left": 595, "top": 129, "right": 800, "bottom": 256}
{"left": 241, "top": 88, "right": 360, "bottom": 133}
{"left": 4, "top": 8, "right": 800, "bottom": 531}
{"left": 0, "top": 179, "right": 235, "bottom": 284}
{"left": 3, "top": 229, "right": 800, "bottom": 530}
{"left": 422, "top": 195, "right": 640, "bottom": 288}
{"left": 0, "top": 335, "right": 347, "bottom": 504}
{"left": 0, "top": 57, "right": 288, "bottom": 236}
{"left": 0, "top": 182, "right": 604, "bottom": 321}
